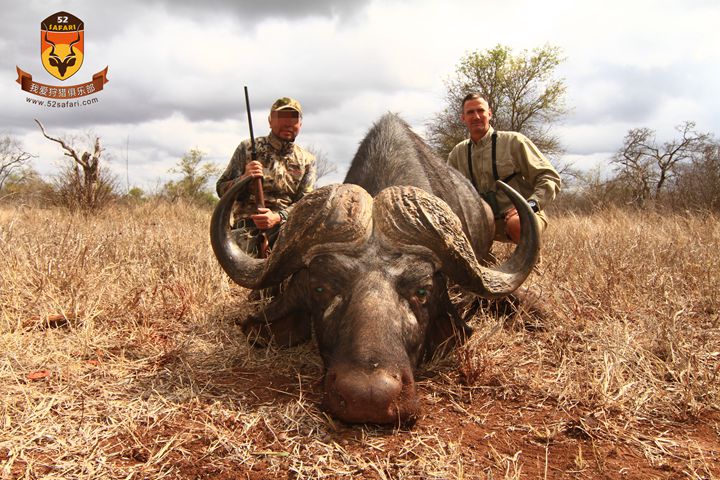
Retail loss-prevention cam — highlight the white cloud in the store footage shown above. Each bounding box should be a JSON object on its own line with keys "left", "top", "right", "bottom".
{"left": 3, "top": 0, "right": 719, "bottom": 193}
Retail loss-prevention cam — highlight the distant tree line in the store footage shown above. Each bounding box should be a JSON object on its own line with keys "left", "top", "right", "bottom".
{"left": 561, "top": 122, "right": 719, "bottom": 212}
{"left": 0, "top": 126, "right": 222, "bottom": 211}
{"left": 0, "top": 127, "right": 340, "bottom": 212}
{"left": 3, "top": 45, "right": 719, "bottom": 214}
{"left": 426, "top": 44, "right": 720, "bottom": 213}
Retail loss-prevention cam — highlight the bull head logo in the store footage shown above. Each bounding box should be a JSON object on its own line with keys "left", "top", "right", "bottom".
{"left": 41, "top": 12, "right": 84, "bottom": 81}
{"left": 44, "top": 32, "right": 81, "bottom": 78}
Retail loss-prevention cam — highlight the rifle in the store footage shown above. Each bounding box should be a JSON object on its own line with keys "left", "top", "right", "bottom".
{"left": 244, "top": 86, "right": 269, "bottom": 258}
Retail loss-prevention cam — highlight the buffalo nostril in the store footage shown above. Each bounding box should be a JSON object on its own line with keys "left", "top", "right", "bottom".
{"left": 326, "top": 368, "right": 409, "bottom": 423}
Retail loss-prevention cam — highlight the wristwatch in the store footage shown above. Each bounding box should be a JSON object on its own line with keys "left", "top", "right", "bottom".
{"left": 527, "top": 200, "right": 539, "bottom": 213}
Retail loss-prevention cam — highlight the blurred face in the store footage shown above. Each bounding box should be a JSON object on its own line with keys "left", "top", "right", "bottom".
{"left": 269, "top": 109, "right": 302, "bottom": 141}
{"left": 461, "top": 98, "right": 492, "bottom": 141}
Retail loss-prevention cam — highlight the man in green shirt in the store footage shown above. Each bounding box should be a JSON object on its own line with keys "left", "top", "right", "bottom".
{"left": 447, "top": 93, "right": 561, "bottom": 243}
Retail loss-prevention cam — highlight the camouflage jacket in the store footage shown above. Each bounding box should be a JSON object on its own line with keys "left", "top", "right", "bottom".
{"left": 216, "top": 133, "right": 316, "bottom": 224}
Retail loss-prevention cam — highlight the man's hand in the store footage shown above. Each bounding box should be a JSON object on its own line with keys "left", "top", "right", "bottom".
{"left": 251, "top": 208, "right": 281, "bottom": 230}
{"left": 242, "top": 160, "right": 264, "bottom": 179}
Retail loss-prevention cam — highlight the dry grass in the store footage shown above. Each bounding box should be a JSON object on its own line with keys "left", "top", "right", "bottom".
{"left": 1, "top": 202, "right": 718, "bottom": 479}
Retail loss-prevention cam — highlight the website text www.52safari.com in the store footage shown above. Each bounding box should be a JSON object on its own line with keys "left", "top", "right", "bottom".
{"left": 25, "top": 96, "right": 99, "bottom": 108}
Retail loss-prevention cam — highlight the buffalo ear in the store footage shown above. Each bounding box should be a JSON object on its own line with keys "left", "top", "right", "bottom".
{"left": 240, "top": 271, "right": 313, "bottom": 348}
{"left": 423, "top": 285, "right": 473, "bottom": 362}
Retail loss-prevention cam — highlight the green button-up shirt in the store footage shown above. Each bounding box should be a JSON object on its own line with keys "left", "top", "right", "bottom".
{"left": 447, "top": 126, "right": 561, "bottom": 213}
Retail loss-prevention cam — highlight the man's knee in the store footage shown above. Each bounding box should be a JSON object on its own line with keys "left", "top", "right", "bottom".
{"left": 505, "top": 212, "right": 521, "bottom": 244}
{"left": 495, "top": 210, "right": 548, "bottom": 244}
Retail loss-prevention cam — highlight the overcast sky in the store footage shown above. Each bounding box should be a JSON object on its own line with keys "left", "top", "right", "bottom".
{"left": 3, "top": 0, "right": 719, "bottom": 191}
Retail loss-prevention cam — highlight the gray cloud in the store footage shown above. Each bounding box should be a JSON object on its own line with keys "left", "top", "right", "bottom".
{"left": 566, "top": 60, "right": 719, "bottom": 128}
{"left": 163, "top": 0, "right": 370, "bottom": 22}
{"left": 4, "top": 0, "right": 394, "bottom": 138}
{"left": 4, "top": 0, "right": 720, "bottom": 191}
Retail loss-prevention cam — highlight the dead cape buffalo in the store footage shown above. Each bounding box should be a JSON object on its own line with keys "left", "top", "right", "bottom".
{"left": 210, "top": 113, "right": 540, "bottom": 425}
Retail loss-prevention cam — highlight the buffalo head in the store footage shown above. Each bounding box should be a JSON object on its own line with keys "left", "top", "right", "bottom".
{"left": 210, "top": 178, "right": 539, "bottom": 424}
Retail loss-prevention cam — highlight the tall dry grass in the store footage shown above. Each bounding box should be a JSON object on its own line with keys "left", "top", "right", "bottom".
{"left": 1, "top": 202, "right": 718, "bottom": 479}
{"left": 464, "top": 208, "right": 720, "bottom": 475}
{"left": 540, "top": 209, "right": 719, "bottom": 420}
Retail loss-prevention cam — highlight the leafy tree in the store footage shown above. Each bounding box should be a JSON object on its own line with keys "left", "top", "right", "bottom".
{"left": 126, "top": 186, "right": 146, "bottom": 202}
{"left": 427, "top": 44, "right": 568, "bottom": 160}
{"left": 0, "top": 167, "right": 51, "bottom": 205}
{"left": 161, "top": 148, "right": 220, "bottom": 206}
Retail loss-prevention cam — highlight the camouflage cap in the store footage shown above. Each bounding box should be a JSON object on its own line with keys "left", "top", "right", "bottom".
{"left": 271, "top": 97, "right": 302, "bottom": 115}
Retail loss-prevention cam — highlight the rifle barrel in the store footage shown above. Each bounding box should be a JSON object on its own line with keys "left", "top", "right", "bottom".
{"left": 243, "top": 86, "right": 269, "bottom": 258}
{"left": 243, "top": 86, "right": 257, "bottom": 160}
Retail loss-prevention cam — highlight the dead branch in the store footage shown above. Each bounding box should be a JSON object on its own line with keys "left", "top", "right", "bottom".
{"left": 34, "top": 118, "right": 88, "bottom": 168}
{"left": 34, "top": 118, "right": 110, "bottom": 210}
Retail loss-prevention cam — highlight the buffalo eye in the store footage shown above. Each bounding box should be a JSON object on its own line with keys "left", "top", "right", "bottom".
{"left": 312, "top": 283, "right": 333, "bottom": 297}
{"left": 413, "top": 286, "right": 432, "bottom": 305}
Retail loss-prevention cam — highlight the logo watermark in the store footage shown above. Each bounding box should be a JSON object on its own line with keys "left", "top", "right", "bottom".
{"left": 16, "top": 11, "right": 109, "bottom": 107}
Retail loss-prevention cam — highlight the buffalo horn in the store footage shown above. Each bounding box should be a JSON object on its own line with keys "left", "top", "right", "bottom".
{"left": 210, "top": 180, "right": 373, "bottom": 289}
{"left": 373, "top": 181, "right": 540, "bottom": 298}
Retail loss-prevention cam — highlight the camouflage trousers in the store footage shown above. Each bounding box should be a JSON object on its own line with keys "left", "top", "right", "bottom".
{"left": 232, "top": 220, "right": 281, "bottom": 258}
{"left": 232, "top": 221, "right": 282, "bottom": 302}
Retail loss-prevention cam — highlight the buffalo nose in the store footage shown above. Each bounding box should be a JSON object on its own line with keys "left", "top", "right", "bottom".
{"left": 324, "top": 366, "right": 417, "bottom": 424}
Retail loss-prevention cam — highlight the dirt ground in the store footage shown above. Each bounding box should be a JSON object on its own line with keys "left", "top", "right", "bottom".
{"left": 8, "top": 336, "right": 715, "bottom": 480}
{"left": 167, "top": 364, "right": 720, "bottom": 479}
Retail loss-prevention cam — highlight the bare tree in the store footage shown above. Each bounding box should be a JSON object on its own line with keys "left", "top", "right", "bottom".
{"left": 611, "top": 122, "right": 711, "bottom": 207}
{"left": 305, "top": 145, "right": 338, "bottom": 183}
{"left": 672, "top": 140, "right": 720, "bottom": 211}
{"left": 427, "top": 44, "right": 568, "bottom": 160}
{"left": 0, "top": 135, "right": 34, "bottom": 191}
{"left": 611, "top": 127, "right": 655, "bottom": 206}
{"left": 653, "top": 122, "right": 711, "bottom": 195}
{"left": 35, "top": 119, "right": 116, "bottom": 210}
